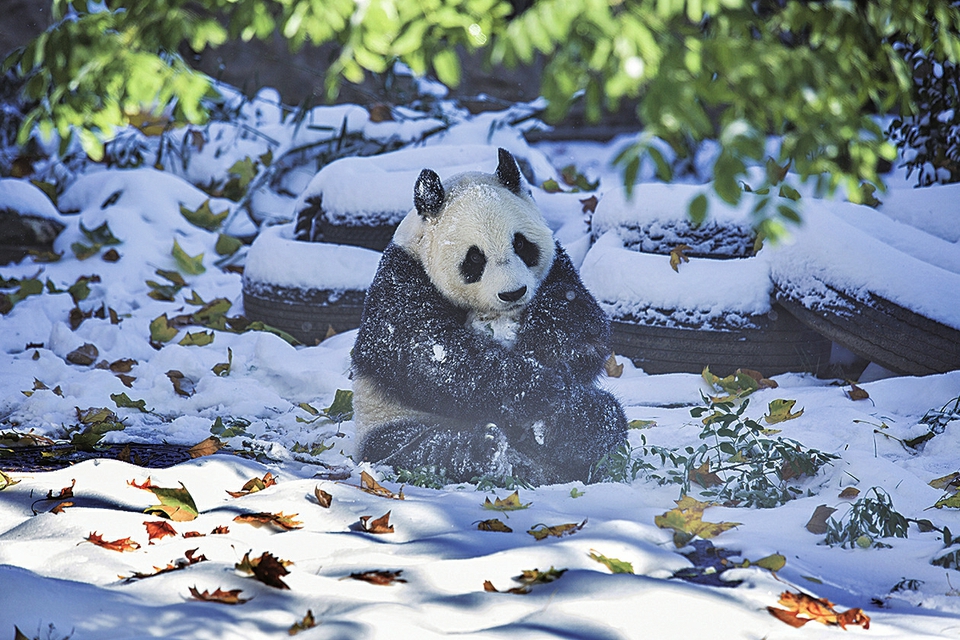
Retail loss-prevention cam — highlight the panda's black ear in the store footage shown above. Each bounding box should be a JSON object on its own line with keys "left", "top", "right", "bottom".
{"left": 414, "top": 169, "right": 445, "bottom": 218}
{"left": 495, "top": 148, "right": 523, "bottom": 195}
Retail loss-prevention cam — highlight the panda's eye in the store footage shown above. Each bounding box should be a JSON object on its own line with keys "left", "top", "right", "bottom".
{"left": 513, "top": 233, "right": 540, "bottom": 268}
{"left": 460, "top": 245, "right": 486, "bottom": 284}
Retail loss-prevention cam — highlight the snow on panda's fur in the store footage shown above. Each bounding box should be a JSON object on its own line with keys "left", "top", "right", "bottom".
{"left": 351, "top": 148, "right": 627, "bottom": 484}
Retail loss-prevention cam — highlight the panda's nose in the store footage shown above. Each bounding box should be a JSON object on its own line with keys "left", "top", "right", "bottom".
{"left": 498, "top": 286, "right": 527, "bottom": 303}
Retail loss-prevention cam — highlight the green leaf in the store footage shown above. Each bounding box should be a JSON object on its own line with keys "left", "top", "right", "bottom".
{"left": 754, "top": 553, "right": 786, "bottom": 572}
{"left": 180, "top": 200, "right": 228, "bottom": 231}
{"left": 689, "top": 193, "right": 708, "bottom": 226}
{"left": 110, "top": 392, "right": 149, "bottom": 413}
{"left": 433, "top": 48, "right": 461, "bottom": 87}
{"left": 215, "top": 233, "right": 243, "bottom": 257}
{"left": 323, "top": 389, "right": 354, "bottom": 422}
{"left": 143, "top": 482, "right": 199, "bottom": 522}
{"left": 80, "top": 221, "right": 122, "bottom": 246}
{"left": 178, "top": 330, "right": 215, "bottom": 346}
{"left": 172, "top": 239, "right": 205, "bottom": 275}
{"left": 589, "top": 550, "right": 635, "bottom": 574}
{"left": 149, "top": 314, "right": 179, "bottom": 343}
{"left": 934, "top": 492, "right": 960, "bottom": 509}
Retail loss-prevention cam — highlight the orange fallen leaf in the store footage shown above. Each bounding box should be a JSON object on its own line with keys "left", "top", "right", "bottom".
{"left": 359, "top": 511, "right": 394, "bottom": 534}
{"left": 188, "top": 586, "right": 250, "bottom": 604}
{"left": 345, "top": 570, "right": 407, "bottom": 586}
{"left": 47, "top": 479, "right": 76, "bottom": 500}
{"left": 357, "top": 471, "right": 404, "bottom": 500}
{"left": 121, "top": 548, "right": 208, "bottom": 582}
{"left": 211, "top": 525, "right": 230, "bottom": 535}
{"left": 85, "top": 531, "right": 141, "bottom": 552}
{"left": 187, "top": 436, "right": 221, "bottom": 459}
{"left": 144, "top": 520, "right": 178, "bottom": 543}
{"left": 233, "top": 511, "right": 303, "bottom": 531}
{"left": 314, "top": 486, "right": 333, "bottom": 508}
{"left": 227, "top": 472, "right": 277, "bottom": 498}
{"left": 182, "top": 531, "right": 204, "bottom": 538}
{"left": 128, "top": 477, "right": 158, "bottom": 490}
{"left": 846, "top": 384, "right": 870, "bottom": 401}
{"left": 768, "top": 591, "right": 870, "bottom": 629}
{"left": 50, "top": 501, "right": 74, "bottom": 514}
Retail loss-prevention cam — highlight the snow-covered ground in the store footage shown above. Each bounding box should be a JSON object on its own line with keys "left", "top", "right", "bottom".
{"left": 1, "top": 86, "right": 960, "bottom": 639}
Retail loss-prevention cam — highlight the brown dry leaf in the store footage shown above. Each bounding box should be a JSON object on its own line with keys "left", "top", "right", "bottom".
{"left": 288, "top": 609, "right": 317, "bottom": 635}
{"left": 188, "top": 586, "right": 250, "bottom": 604}
{"left": 604, "top": 353, "right": 624, "bottom": 378}
{"left": 839, "top": 487, "right": 861, "bottom": 500}
{"left": 669, "top": 244, "right": 691, "bottom": 272}
{"left": 211, "top": 525, "right": 230, "bottom": 535}
{"left": 368, "top": 103, "right": 394, "bottom": 122}
{"left": 804, "top": 504, "right": 838, "bottom": 535}
{"left": 768, "top": 591, "right": 870, "bottom": 629}
{"left": 187, "top": 436, "right": 221, "bottom": 459}
{"left": 357, "top": 471, "right": 404, "bottom": 500}
{"left": 483, "top": 580, "right": 529, "bottom": 595}
{"left": 233, "top": 511, "right": 303, "bottom": 531}
{"left": 236, "top": 551, "right": 292, "bottom": 589}
{"left": 580, "top": 195, "right": 599, "bottom": 214}
{"left": 930, "top": 472, "right": 960, "bottom": 491}
{"left": 166, "top": 370, "right": 196, "bottom": 397}
{"left": 846, "top": 384, "right": 870, "bottom": 401}
{"left": 739, "top": 368, "right": 778, "bottom": 389}
{"left": 49, "top": 501, "right": 74, "bottom": 514}
{"left": 689, "top": 461, "right": 723, "bottom": 488}
{"left": 346, "top": 570, "right": 407, "bottom": 586}
{"left": 314, "top": 486, "right": 333, "bottom": 508}
{"left": 121, "top": 548, "right": 208, "bottom": 582}
{"left": 227, "top": 472, "right": 277, "bottom": 498}
{"left": 128, "top": 477, "right": 158, "bottom": 490}
{"left": 144, "top": 520, "right": 178, "bottom": 543}
{"left": 86, "top": 531, "right": 142, "bottom": 552}
{"left": 477, "top": 519, "right": 513, "bottom": 533}
{"left": 359, "top": 511, "right": 395, "bottom": 534}
{"left": 527, "top": 519, "right": 587, "bottom": 541}
{"left": 47, "top": 479, "right": 76, "bottom": 500}
{"left": 182, "top": 531, "right": 204, "bottom": 538}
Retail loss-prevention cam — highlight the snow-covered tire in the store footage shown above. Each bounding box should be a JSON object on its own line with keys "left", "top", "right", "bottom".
{"left": 609, "top": 304, "right": 831, "bottom": 377}
{"left": 241, "top": 223, "right": 380, "bottom": 345}
{"left": 776, "top": 287, "right": 960, "bottom": 376}
{"left": 294, "top": 196, "right": 398, "bottom": 251}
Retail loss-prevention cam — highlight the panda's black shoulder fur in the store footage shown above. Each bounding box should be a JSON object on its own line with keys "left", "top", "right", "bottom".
{"left": 352, "top": 241, "right": 611, "bottom": 427}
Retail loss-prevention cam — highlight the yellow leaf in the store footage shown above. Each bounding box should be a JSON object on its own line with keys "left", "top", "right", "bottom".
{"left": 654, "top": 496, "right": 740, "bottom": 547}
{"left": 482, "top": 490, "right": 531, "bottom": 512}
{"left": 764, "top": 399, "right": 804, "bottom": 424}
{"left": 669, "top": 244, "right": 691, "bottom": 272}
{"left": 527, "top": 519, "right": 586, "bottom": 541}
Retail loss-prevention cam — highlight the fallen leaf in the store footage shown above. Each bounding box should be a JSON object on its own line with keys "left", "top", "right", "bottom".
{"left": 144, "top": 520, "right": 178, "bottom": 543}
{"left": 188, "top": 586, "right": 250, "bottom": 604}
{"left": 768, "top": 591, "right": 870, "bottom": 629}
{"left": 166, "top": 370, "right": 196, "bottom": 397}
{"left": 701, "top": 366, "right": 760, "bottom": 400}
{"left": 839, "top": 487, "right": 861, "bottom": 500}
{"left": 580, "top": 195, "right": 599, "bottom": 213}
{"left": 346, "top": 570, "right": 407, "bottom": 585}
{"left": 111, "top": 392, "right": 150, "bottom": 413}
{"left": 122, "top": 548, "right": 207, "bottom": 582}
{"left": 109, "top": 358, "right": 137, "bottom": 373}
{"left": 86, "top": 531, "right": 141, "bottom": 552}
{"left": 211, "top": 525, "right": 230, "bottom": 535}
{"left": 182, "top": 531, "right": 204, "bottom": 538}
{"left": 484, "top": 566, "right": 567, "bottom": 594}
{"left": 739, "top": 368, "right": 778, "bottom": 389}
{"left": 753, "top": 553, "right": 787, "bottom": 572}
{"left": 149, "top": 314, "right": 179, "bottom": 344}
{"left": 689, "top": 461, "right": 723, "bottom": 488}
{"left": 234, "top": 511, "right": 303, "bottom": 531}
{"left": 314, "top": 486, "right": 333, "bottom": 508}
{"left": 654, "top": 496, "right": 740, "bottom": 547}
{"left": 604, "top": 353, "right": 623, "bottom": 378}
{"left": 359, "top": 511, "right": 395, "bottom": 534}
{"left": 527, "top": 519, "right": 587, "bottom": 541}
{"left": 669, "top": 244, "right": 691, "bottom": 272}
{"left": 66, "top": 343, "right": 99, "bottom": 366}
{"left": 934, "top": 492, "right": 960, "bottom": 509}
{"left": 180, "top": 200, "right": 228, "bottom": 232}
{"left": 589, "top": 550, "right": 634, "bottom": 574}
{"left": 212, "top": 348, "right": 233, "bottom": 376}
{"left": 227, "top": 472, "right": 277, "bottom": 497}
{"left": 477, "top": 519, "right": 513, "bottom": 533}
{"left": 846, "top": 383, "right": 870, "bottom": 400}
{"left": 482, "top": 490, "right": 531, "bottom": 513}
{"left": 178, "top": 330, "right": 214, "bottom": 347}
{"left": 930, "top": 472, "right": 960, "bottom": 491}
{"left": 49, "top": 501, "right": 73, "bottom": 514}
{"left": 142, "top": 482, "right": 200, "bottom": 522}
{"left": 357, "top": 471, "right": 404, "bottom": 500}
{"left": 236, "top": 551, "right": 292, "bottom": 589}
{"left": 128, "top": 477, "right": 158, "bottom": 490}
{"left": 764, "top": 398, "right": 804, "bottom": 424}
{"left": 367, "top": 103, "right": 394, "bottom": 122}
{"left": 172, "top": 239, "right": 205, "bottom": 275}
{"left": 288, "top": 609, "right": 317, "bottom": 635}
{"left": 47, "top": 479, "right": 76, "bottom": 500}
{"left": 187, "top": 436, "right": 222, "bottom": 459}
{"left": 627, "top": 419, "right": 657, "bottom": 430}
{"left": 805, "top": 504, "right": 838, "bottom": 535}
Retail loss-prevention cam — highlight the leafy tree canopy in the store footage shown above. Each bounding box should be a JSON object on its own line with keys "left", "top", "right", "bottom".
{"left": 5, "top": 0, "right": 960, "bottom": 234}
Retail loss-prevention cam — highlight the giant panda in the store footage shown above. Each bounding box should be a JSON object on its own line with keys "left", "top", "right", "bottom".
{"left": 351, "top": 148, "right": 627, "bottom": 485}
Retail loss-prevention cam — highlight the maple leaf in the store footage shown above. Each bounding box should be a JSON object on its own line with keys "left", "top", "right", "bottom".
{"left": 768, "top": 591, "right": 870, "bottom": 629}
{"left": 689, "top": 461, "right": 723, "bottom": 488}
{"left": 486, "top": 566, "right": 567, "bottom": 594}
{"left": 128, "top": 477, "right": 158, "bottom": 490}
{"left": 121, "top": 548, "right": 208, "bottom": 582}
{"left": 314, "top": 486, "right": 333, "bottom": 508}
{"left": 804, "top": 504, "right": 838, "bottom": 535}
{"left": 234, "top": 511, "right": 303, "bottom": 531}
{"left": 144, "top": 520, "right": 178, "bottom": 543}
{"left": 142, "top": 482, "right": 200, "bottom": 522}
{"left": 86, "top": 531, "right": 141, "bottom": 552}
{"left": 482, "top": 490, "right": 531, "bottom": 514}
{"left": 346, "top": 570, "right": 407, "bottom": 586}
{"left": 846, "top": 383, "right": 870, "bottom": 401}
{"left": 764, "top": 399, "right": 804, "bottom": 424}
{"left": 580, "top": 194, "right": 599, "bottom": 214}
{"left": 179, "top": 330, "right": 215, "bottom": 347}
{"left": 527, "top": 519, "right": 587, "bottom": 541}
{"left": 288, "top": 609, "right": 317, "bottom": 635}
{"left": 188, "top": 586, "right": 250, "bottom": 604}
{"left": 669, "top": 244, "right": 691, "bottom": 272}
{"left": 359, "top": 511, "right": 395, "bottom": 534}
{"left": 211, "top": 525, "right": 230, "bottom": 535}
{"left": 187, "top": 436, "right": 222, "bottom": 459}
{"left": 236, "top": 551, "right": 292, "bottom": 589}
{"left": 477, "top": 519, "right": 513, "bottom": 533}
{"left": 172, "top": 239, "right": 205, "bottom": 275}
{"left": 228, "top": 472, "right": 277, "bottom": 498}
{"left": 589, "top": 550, "right": 635, "bottom": 574}
{"left": 356, "top": 470, "right": 404, "bottom": 500}
{"left": 654, "top": 496, "right": 740, "bottom": 547}
{"left": 47, "top": 479, "right": 75, "bottom": 500}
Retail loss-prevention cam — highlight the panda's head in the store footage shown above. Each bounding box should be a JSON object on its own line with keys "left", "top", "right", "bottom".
{"left": 394, "top": 148, "right": 555, "bottom": 317}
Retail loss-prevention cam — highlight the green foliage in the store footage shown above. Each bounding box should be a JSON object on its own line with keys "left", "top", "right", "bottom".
{"left": 905, "top": 394, "right": 960, "bottom": 449}
{"left": 390, "top": 465, "right": 454, "bottom": 490}
{"left": 7, "top": 1, "right": 960, "bottom": 229}
{"left": 823, "top": 487, "right": 909, "bottom": 549}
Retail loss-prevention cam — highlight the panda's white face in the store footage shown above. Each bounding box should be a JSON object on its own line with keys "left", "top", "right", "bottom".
{"left": 394, "top": 152, "right": 555, "bottom": 320}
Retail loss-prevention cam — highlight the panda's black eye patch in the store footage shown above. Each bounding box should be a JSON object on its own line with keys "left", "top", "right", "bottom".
{"left": 460, "top": 245, "right": 486, "bottom": 284}
{"left": 513, "top": 233, "right": 540, "bottom": 268}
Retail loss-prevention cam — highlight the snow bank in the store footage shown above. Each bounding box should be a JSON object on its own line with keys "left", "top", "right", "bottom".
{"left": 0, "top": 179, "right": 65, "bottom": 221}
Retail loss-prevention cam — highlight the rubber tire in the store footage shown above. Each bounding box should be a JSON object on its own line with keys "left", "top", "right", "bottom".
{"left": 776, "top": 287, "right": 960, "bottom": 376}
{"left": 610, "top": 303, "right": 831, "bottom": 377}
{"left": 294, "top": 197, "right": 398, "bottom": 251}
{"left": 243, "top": 283, "right": 366, "bottom": 346}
